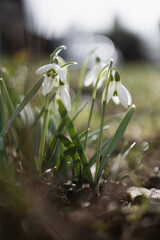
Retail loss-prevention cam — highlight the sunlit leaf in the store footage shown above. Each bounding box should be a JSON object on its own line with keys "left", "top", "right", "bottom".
{"left": 97, "top": 104, "right": 135, "bottom": 182}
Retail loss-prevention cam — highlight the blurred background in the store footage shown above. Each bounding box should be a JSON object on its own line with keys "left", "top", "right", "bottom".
{"left": 0, "top": 0, "right": 160, "bottom": 63}
{"left": 1, "top": 2, "right": 160, "bottom": 240}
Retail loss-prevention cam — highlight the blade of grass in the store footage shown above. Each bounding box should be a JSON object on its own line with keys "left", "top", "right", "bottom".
{"left": 0, "top": 77, "right": 44, "bottom": 138}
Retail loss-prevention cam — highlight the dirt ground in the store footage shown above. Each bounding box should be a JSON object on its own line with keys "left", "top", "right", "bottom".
{"left": 1, "top": 135, "right": 160, "bottom": 240}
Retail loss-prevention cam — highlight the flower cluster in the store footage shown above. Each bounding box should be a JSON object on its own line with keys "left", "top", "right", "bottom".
{"left": 35, "top": 49, "right": 73, "bottom": 111}
{"left": 84, "top": 57, "right": 106, "bottom": 89}
{"left": 36, "top": 45, "right": 131, "bottom": 112}
{"left": 84, "top": 58, "right": 132, "bottom": 108}
{"left": 106, "top": 70, "right": 132, "bottom": 108}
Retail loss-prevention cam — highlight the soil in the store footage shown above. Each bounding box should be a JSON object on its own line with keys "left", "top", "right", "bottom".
{"left": 1, "top": 136, "right": 160, "bottom": 240}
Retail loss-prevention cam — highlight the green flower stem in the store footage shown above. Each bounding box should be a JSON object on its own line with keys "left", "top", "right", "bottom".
{"left": 61, "top": 62, "right": 77, "bottom": 68}
{"left": 94, "top": 101, "right": 106, "bottom": 193}
{"left": 45, "top": 121, "right": 64, "bottom": 162}
{"left": 38, "top": 95, "right": 49, "bottom": 173}
{"left": 83, "top": 64, "right": 109, "bottom": 150}
{"left": 50, "top": 45, "right": 66, "bottom": 63}
{"left": 83, "top": 98, "right": 94, "bottom": 149}
{"left": 94, "top": 60, "right": 113, "bottom": 193}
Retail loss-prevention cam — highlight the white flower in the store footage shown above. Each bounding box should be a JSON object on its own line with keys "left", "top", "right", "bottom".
{"left": 106, "top": 80, "right": 132, "bottom": 108}
{"left": 35, "top": 63, "right": 66, "bottom": 95}
{"left": 20, "top": 103, "right": 35, "bottom": 126}
{"left": 55, "top": 85, "right": 71, "bottom": 112}
{"left": 84, "top": 62, "right": 106, "bottom": 89}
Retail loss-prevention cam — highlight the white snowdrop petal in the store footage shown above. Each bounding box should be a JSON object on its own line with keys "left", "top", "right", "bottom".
{"left": 117, "top": 83, "right": 129, "bottom": 108}
{"left": 126, "top": 88, "right": 132, "bottom": 105}
{"left": 95, "top": 76, "right": 104, "bottom": 89}
{"left": 112, "top": 96, "right": 120, "bottom": 105}
{"left": 51, "top": 63, "right": 59, "bottom": 71}
{"left": 84, "top": 69, "right": 96, "bottom": 87}
{"left": 42, "top": 76, "right": 55, "bottom": 95}
{"left": 35, "top": 64, "right": 53, "bottom": 75}
{"left": 107, "top": 82, "right": 115, "bottom": 103}
{"left": 65, "top": 83, "right": 69, "bottom": 91}
{"left": 57, "top": 68, "right": 66, "bottom": 83}
{"left": 60, "top": 86, "right": 71, "bottom": 111}
{"left": 25, "top": 104, "right": 34, "bottom": 125}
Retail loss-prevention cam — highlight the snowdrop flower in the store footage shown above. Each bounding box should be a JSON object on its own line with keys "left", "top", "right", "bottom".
{"left": 55, "top": 84, "right": 71, "bottom": 112}
{"left": 20, "top": 102, "right": 35, "bottom": 126}
{"left": 106, "top": 71, "right": 132, "bottom": 108}
{"left": 84, "top": 59, "right": 106, "bottom": 89}
{"left": 35, "top": 63, "right": 66, "bottom": 95}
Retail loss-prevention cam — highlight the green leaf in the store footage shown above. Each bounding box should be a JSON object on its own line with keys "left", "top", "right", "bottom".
{"left": 1, "top": 78, "right": 19, "bottom": 148}
{"left": 81, "top": 125, "right": 109, "bottom": 146}
{"left": 45, "top": 101, "right": 87, "bottom": 162}
{"left": 58, "top": 99, "right": 94, "bottom": 189}
{"left": 0, "top": 77, "right": 44, "bottom": 138}
{"left": 79, "top": 129, "right": 90, "bottom": 140}
{"left": 1, "top": 78, "right": 15, "bottom": 117}
{"left": 61, "top": 62, "right": 77, "bottom": 68}
{"left": 58, "top": 135, "right": 82, "bottom": 183}
{"left": 47, "top": 140, "right": 62, "bottom": 168}
{"left": 97, "top": 104, "right": 135, "bottom": 182}
{"left": 89, "top": 138, "right": 111, "bottom": 167}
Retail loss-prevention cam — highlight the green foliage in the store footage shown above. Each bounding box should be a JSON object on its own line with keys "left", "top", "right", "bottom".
{"left": 0, "top": 45, "right": 135, "bottom": 193}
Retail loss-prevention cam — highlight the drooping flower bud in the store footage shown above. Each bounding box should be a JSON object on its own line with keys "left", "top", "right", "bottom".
{"left": 115, "top": 70, "right": 120, "bottom": 82}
